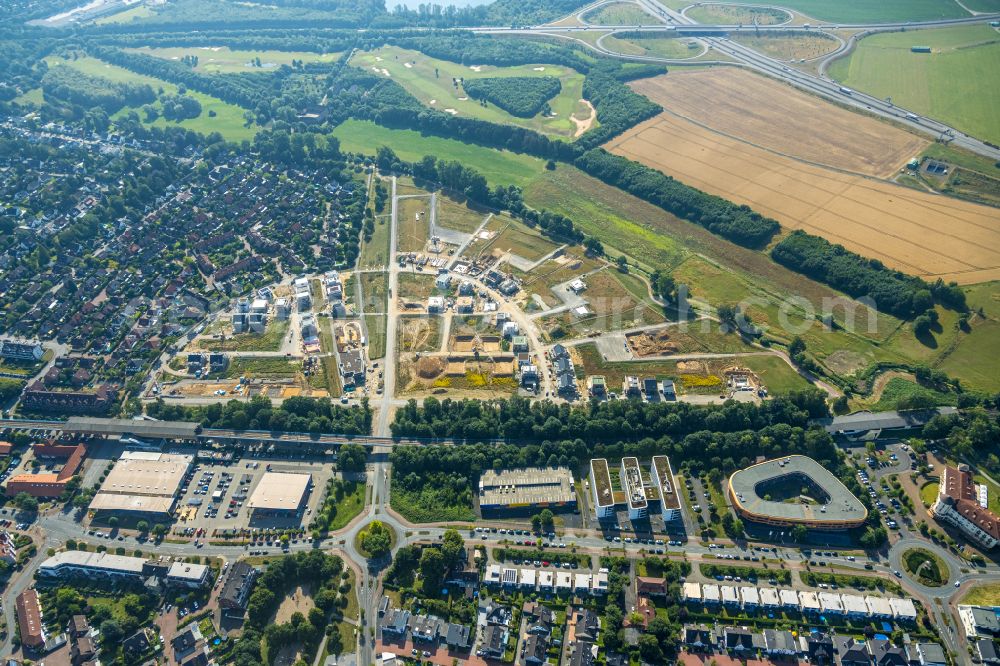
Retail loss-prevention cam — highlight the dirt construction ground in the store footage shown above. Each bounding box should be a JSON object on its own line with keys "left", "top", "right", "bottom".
{"left": 629, "top": 68, "right": 927, "bottom": 178}
{"left": 609, "top": 72, "right": 1000, "bottom": 283}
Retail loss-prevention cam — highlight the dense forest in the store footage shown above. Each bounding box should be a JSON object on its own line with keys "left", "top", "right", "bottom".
{"left": 462, "top": 75, "right": 561, "bottom": 117}
{"left": 41, "top": 62, "right": 156, "bottom": 114}
{"left": 771, "top": 230, "right": 967, "bottom": 318}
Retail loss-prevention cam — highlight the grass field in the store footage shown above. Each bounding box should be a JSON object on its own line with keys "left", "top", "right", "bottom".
{"left": 220, "top": 357, "right": 298, "bottom": 379}
{"left": 686, "top": 4, "right": 789, "bottom": 25}
{"left": 331, "top": 120, "right": 545, "bottom": 188}
{"left": 601, "top": 35, "right": 702, "bottom": 59}
{"left": 722, "top": 0, "right": 969, "bottom": 23}
{"left": 93, "top": 4, "right": 153, "bottom": 24}
{"left": 733, "top": 32, "right": 840, "bottom": 61}
{"left": 961, "top": 581, "right": 1000, "bottom": 606}
{"left": 829, "top": 25, "right": 1000, "bottom": 145}
{"left": 365, "top": 315, "right": 387, "bottom": 360}
{"left": 936, "top": 281, "right": 1000, "bottom": 392}
{"left": 324, "top": 480, "right": 365, "bottom": 531}
{"left": 740, "top": 355, "right": 814, "bottom": 395}
{"left": 350, "top": 46, "right": 593, "bottom": 139}
{"left": 44, "top": 55, "right": 256, "bottom": 142}
{"left": 582, "top": 2, "right": 659, "bottom": 25}
{"left": 360, "top": 272, "right": 388, "bottom": 313}
{"left": 398, "top": 195, "right": 432, "bottom": 253}
{"left": 437, "top": 195, "right": 489, "bottom": 233}
{"left": 397, "top": 272, "right": 439, "bottom": 301}
{"left": 126, "top": 46, "right": 341, "bottom": 74}
{"left": 360, "top": 215, "right": 391, "bottom": 269}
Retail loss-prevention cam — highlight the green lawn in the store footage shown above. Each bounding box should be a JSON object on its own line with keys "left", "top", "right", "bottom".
{"left": 828, "top": 25, "right": 1000, "bottom": 144}
{"left": 195, "top": 319, "right": 290, "bottom": 352}
{"left": 724, "top": 0, "right": 969, "bottom": 23}
{"left": 350, "top": 46, "right": 592, "bottom": 139}
{"left": 920, "top": 481, "right": 940, "bottom": 507}
{"left": 324, "top": 480, "right": 365, "bottom": 531}
{"left": 43, "top": 55, "right": 256, "bottom": 142}
{"left": 602, "top": 35, "right": 703, "bottom": 59}
{"left": 686, "top": 5, "right": 789, "bottom": 25}
{"left": 126, "top": 46, "right": 341, "bottom": 74}
{"left": 331, "top": 120, "right": 545, "bottom": 188}
{"left": 872, "top": 377, "right": 958, "bottom": 411}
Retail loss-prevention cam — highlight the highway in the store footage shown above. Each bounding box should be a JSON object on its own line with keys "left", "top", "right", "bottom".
{"left": 473, "top": 7, "right": 1000, "bottom": 162}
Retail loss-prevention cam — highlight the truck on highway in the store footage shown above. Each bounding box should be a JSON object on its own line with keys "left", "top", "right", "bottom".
{"left": 838, "top": 87, "right": 853, "bottom": 95}
{"left": 906, "top": 113, "right": 919, "bottom": 121}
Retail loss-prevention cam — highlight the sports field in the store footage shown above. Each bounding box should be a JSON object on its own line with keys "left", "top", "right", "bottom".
{"left": 350, "top": 46, "right": 594, "bottom": 139}
{"left": 719, "top": 0, "right": 969, "bottom": 23}
{"left": 44, "top": 55, "right": 256, "bottom": 142}
{"left": 630, "top": 68, "right": 927, "bottom": 177}
{"left": 125, "top": 46, "right": 342, "bottom": 73}
{"left": 829, "top": 25, "right": 1000, "bottom": 145}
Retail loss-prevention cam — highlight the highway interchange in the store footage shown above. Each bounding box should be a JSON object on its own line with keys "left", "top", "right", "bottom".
{"left": 473, "top": 0, "right": 1000, "bottom": 162}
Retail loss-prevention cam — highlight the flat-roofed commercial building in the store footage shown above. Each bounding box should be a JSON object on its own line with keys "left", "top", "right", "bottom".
{"left": 728, "top": 455, "right": 867, "bottom": 530}
{"left": 652, "top": 456, "right": 681, "bottom": 522}
{"left": 89, "top": 451, "right": 193, "bottom": 519}
{"left": 621, "top": 457, "right": 647, "bottom": 520}
{"left": 247, "top": 472, "right": 312, "bottom": 516}
{"left": 39, "top": 551, "right": 151, "bottom": 581}
{"left": 478, "top": 467, "right": 576, "bottom": 515}
{"left": 589, "top": 459, "right": 615, "bottom": 519}
{"left": 167, "top": 562, "right": 211, "bottom": 588}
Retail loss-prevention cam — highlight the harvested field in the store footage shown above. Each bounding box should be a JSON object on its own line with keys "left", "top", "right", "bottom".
{"left": 629, "top": 69, "right": 927, "bottom": 177}
{"left": 607, "top": 86, "right": 1000, "bottom": 283}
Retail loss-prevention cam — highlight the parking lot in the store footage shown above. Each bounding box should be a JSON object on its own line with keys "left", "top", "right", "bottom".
{"left": 171, "top": 453, "right": 336, "bottom": 536}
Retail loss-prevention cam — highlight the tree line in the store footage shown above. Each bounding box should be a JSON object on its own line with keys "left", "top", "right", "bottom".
{"left": 145, "top": 394, "right": 372, "bottom": 434}
{"left": 574, "top": 149, "right": 781, "bottom": 248}
{"left": 771, "top": 230, "right": 967, "bottom": 319}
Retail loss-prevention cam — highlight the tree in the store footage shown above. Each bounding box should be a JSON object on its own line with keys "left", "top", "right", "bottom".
{"left": 530, "top": 514, "right": 542, "bottom": 533}
{"left": 440, "top": 529, "right": 465, "bottom": 570}
{"left": 13, "top": 492, "right": 38, "bottom": 513}
{"left": 792, "top": 524, "right": 808, "bottom": 543}
{"left": 539, "top": 509, "right": 554, "bottom": 533}
{"left": 136, "top": 520, "right": 150, "bottom": 534}
{"left": 100, "top": 619, "right": 123, "bottom": 645}
{"left": 338, "top": 444, "right": 367, "bottom": 473}
{"left": 419, "top": 547, "right": 446, "bottom": 592}
{"left": 652, "top": 272, "right": 676, "bottom": 303}
{"left": 638, "top": 633, "right": 663, "bottom": 662}
{"left": 360, "top": 520, "right": 391, "bottom": 558}
{"left": 108, "top": 517, "right": 119, "bottom": 528}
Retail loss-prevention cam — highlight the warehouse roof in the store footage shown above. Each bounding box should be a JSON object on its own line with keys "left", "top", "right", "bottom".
{"left": 478, "top": 466, "right": 575, "bottom": 508}
{"left": 819, "top": 408, "right": 957, "bottom": 434}
{"left": 65, "top": 417, "right": 200, "bottom": 439}
{"left": 248, "top": 472, "right": 311, "bottom": 512}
